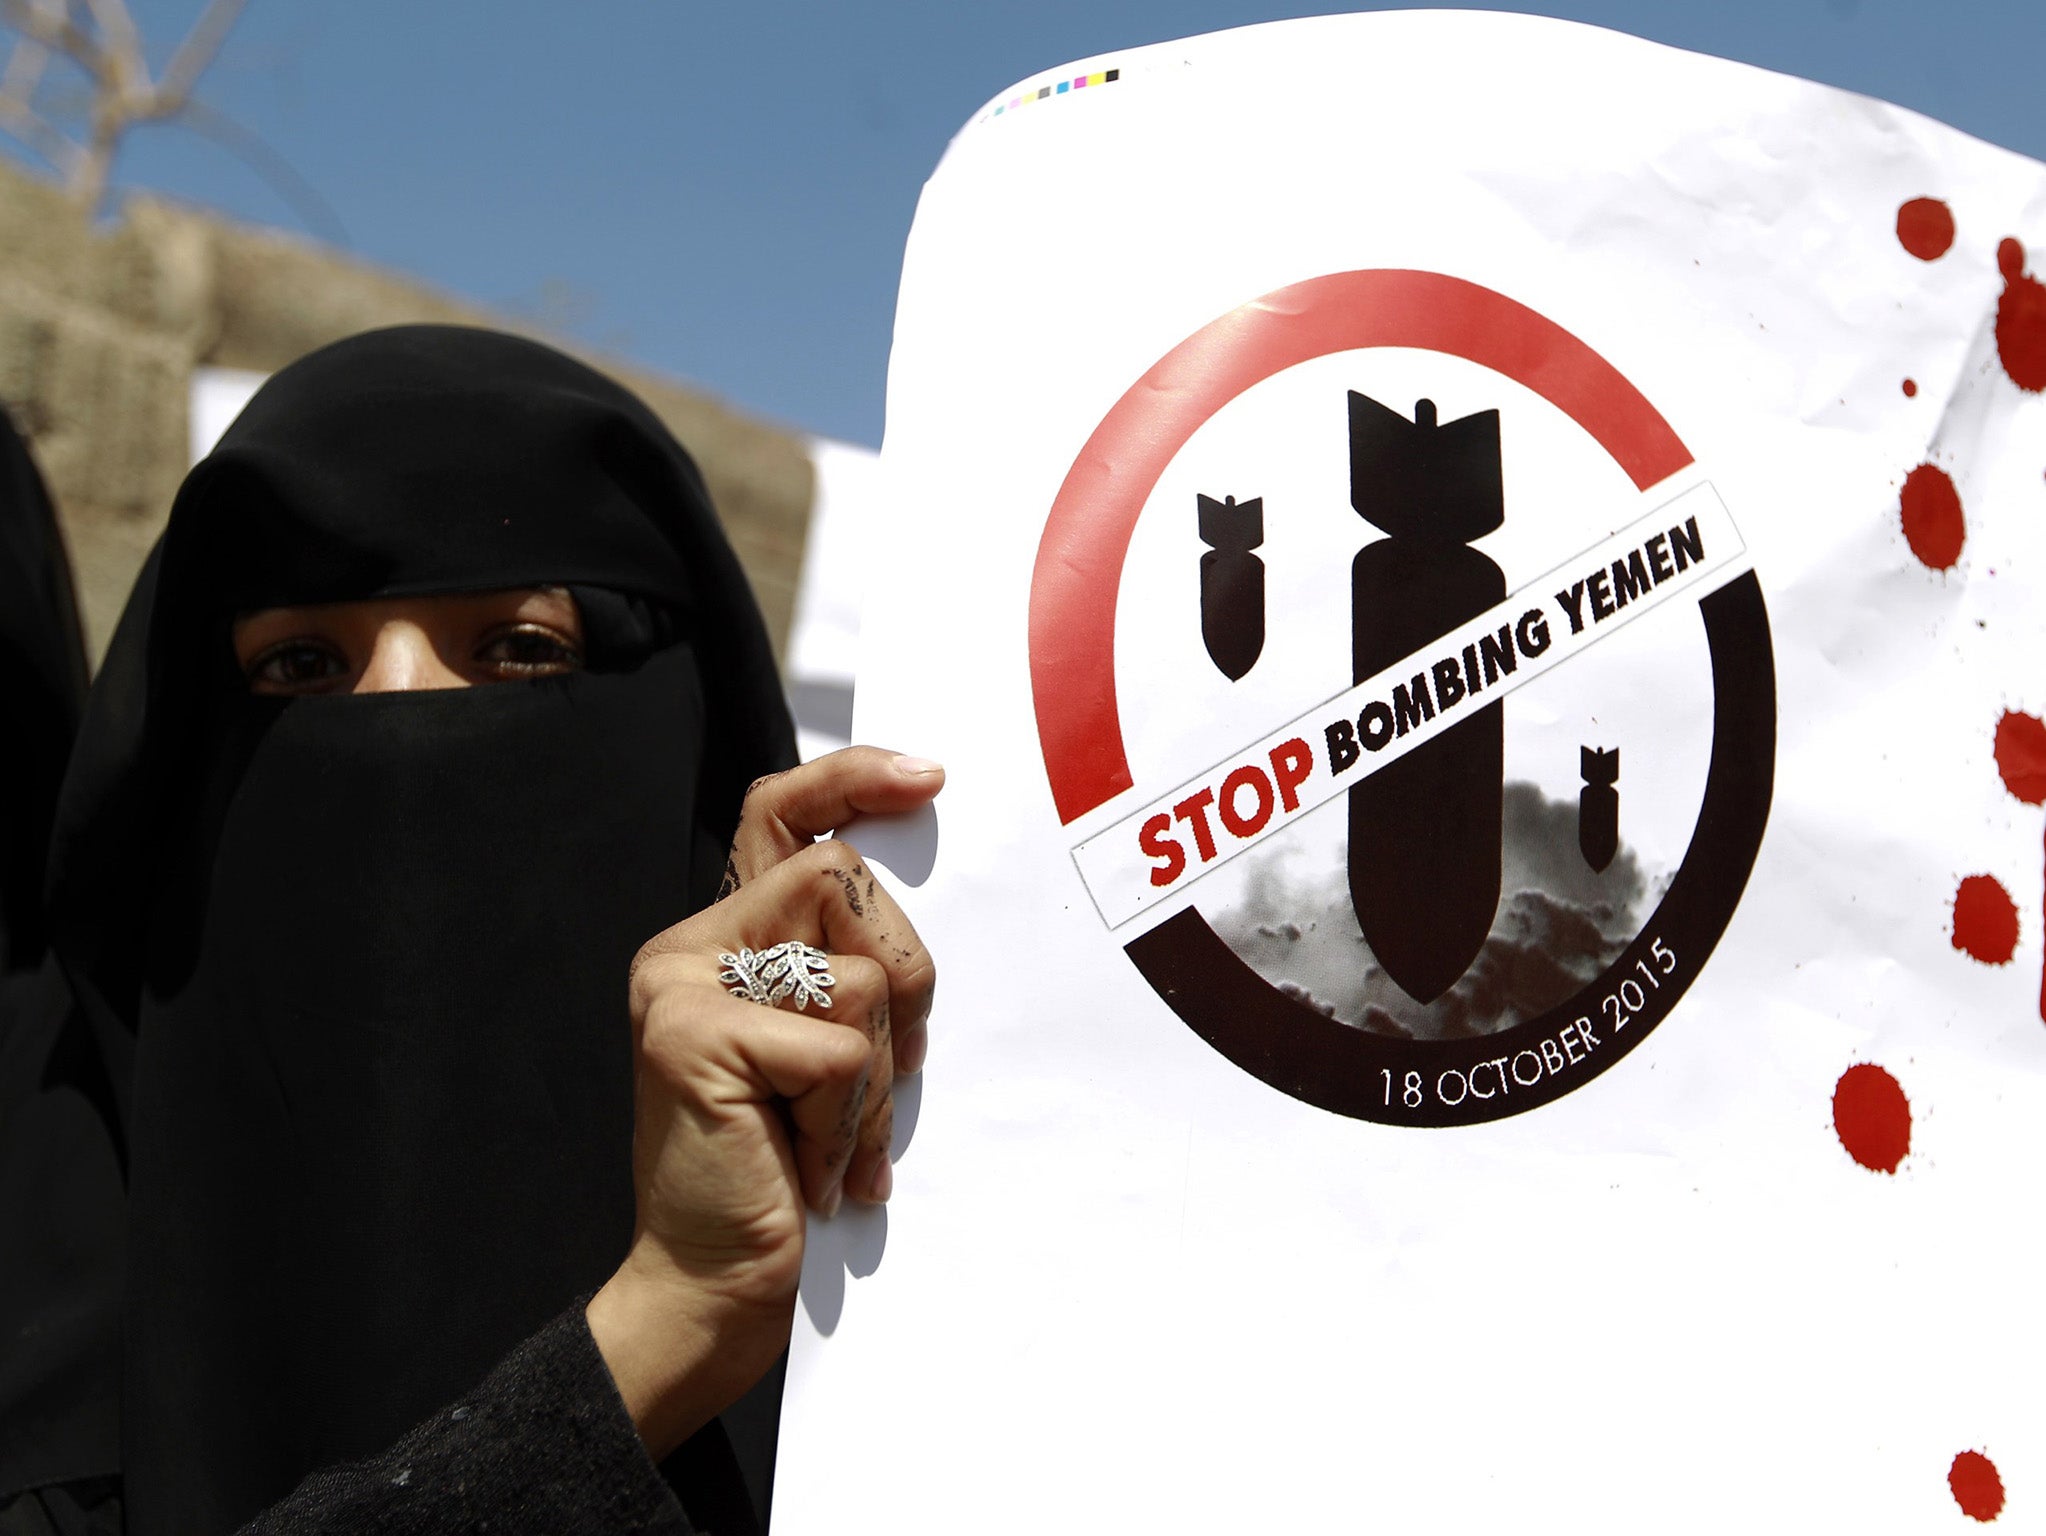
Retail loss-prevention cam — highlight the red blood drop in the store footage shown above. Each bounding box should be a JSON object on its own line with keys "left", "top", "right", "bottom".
{"left": 1953, "top": 875, "right": 2020, "bottom": 964}
{"left": 1897, "top": 198, "right": 1956, "bottom": 260}
{"left": 1902, "top": 378, "right": 1919, "bottom": 397}
{"left": 1995, "top": 238, "right": 2046, "bottom": 392}
{"left": 1994, "top": 711, "right": 2046, "bottom": 805}
{"left": 1950, "top": 1450, "right": 2006, "bottom": 1522}
{"left": 1832, "top": 1064, "right": 1911, "bottom": 1173}
{"left": 1900, "top": 463, "right": 1965, "bottom": 569}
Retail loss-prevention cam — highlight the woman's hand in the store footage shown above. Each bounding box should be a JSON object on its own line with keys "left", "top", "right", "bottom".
{"left": 587, "top": 750, "right": 941, "bottom": 1458}
{"left": 720, "top": 744, "right": 941, "bottom": 1071}
{"left": 717, "top": 746, "right": 945, "bottom": 1072}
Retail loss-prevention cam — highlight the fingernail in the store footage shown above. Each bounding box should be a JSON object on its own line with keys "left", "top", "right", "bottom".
{"left": 822, "top": 1179, "right": 843, "bottom": 1219}
{"left": 870, "top": 1156, "right": 893, "bottom": 1203}
{"left": 892, "top": 755, "right": 944, "bottom": 777}
{"left": 899, "top": 1023, "right": 928, "bottom": 1075}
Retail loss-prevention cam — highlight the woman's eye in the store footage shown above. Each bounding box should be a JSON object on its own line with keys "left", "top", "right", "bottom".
{"left": 476, "top": 626, "right": 583, "bottom": 678}
{"left": 247, "top": 641, "right": 348, "bottom": 691}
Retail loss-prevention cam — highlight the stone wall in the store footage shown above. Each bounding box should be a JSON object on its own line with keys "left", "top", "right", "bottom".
{"left": 0, "top": 157, "right": 812, "bottom": 660}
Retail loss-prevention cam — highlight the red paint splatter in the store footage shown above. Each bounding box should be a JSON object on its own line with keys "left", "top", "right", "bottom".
{"left": 1831, "top": 1064, "right": 1911, "bottom": 1173}
{"left": 1900, "top": 463, "right": 1965, "bottom": 569}
{"left": 1995, "top": 711, "right": 2046, "bottom": 804}
{"left": 1902, "top": 377, "right": 1918, "bottom": 397}
{"left": 1897, "top": 198, "right": 1956, "bottom": 261}
{"left": 1953, "top": 874, "right": 2020, "bottom": 964}
{"left": 1986, "top": 712, "right": 2046, "bottom": 1026}
{"left": 1995, "top": 238, "right": 2046, "bottom": 392}
{"left": 1950, "top": 1450, "right": 2005, "bottom": 1522}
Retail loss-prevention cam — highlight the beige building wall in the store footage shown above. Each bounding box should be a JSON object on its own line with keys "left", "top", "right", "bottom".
{"left": 0, "top": 157, "right": 812, "bottom": 661}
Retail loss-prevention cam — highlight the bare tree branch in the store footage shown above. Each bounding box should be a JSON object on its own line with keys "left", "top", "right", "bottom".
{"left": 79, "top": 0, "right": 141, "bottom": 98}
{"left": 1, "top": 32, "right": 47, "bottom": 99}
{"left": 1, "top": 0, "right": 289, "bottom": 218}
{"left": 155, "top": 0, "right": 245, "bottom": 113}
{"left": 177, "top": 95, "right": 349, "bottom": 248}
{"left": 0, "top": 0, "right": 99, "bottom": 73}
{"left": 0, "top": 75, "right": 82, "bottom": 173}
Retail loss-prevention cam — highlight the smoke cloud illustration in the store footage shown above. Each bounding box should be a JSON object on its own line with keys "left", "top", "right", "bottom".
{"left": 1209, "top": 782, "right": 1653, "bottom": 1039}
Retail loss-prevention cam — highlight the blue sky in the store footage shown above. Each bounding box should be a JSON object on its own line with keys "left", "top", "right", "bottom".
{"left": 12, "top": 2, "right": 2045, "bottom": 445}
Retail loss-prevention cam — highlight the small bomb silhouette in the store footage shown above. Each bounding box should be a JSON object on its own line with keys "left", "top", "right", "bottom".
{"left": 1347, "top": 393, "right": 1506, "bottom": 1004}
{"left": 1197, "top": 493, "right": 1265, "bottom": 681}
{"left": 1579, "top": 746, "right": 1619, "bottom": 873}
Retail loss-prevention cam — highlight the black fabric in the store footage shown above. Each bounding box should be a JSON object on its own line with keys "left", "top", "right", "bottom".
{"left": 0, "top": 408, "right": 120, "bottom": 1509}
{"left": 0, "top": 405, "right": 88, "bottom": 972}
{"left": 2, "top": 1304, "right": 705, "bottom": 1536}
{"left": 0, "top": 963, "right": 124, "bottom": 1505}
{"left": 239, "top": 1304, "right": 693, "bottom": 1536}
{"left": 44, "top": 326, "right": 796, "bottom": 1536}
{"left": 0, "top": 1476, "right": 123, "bottom": 1536}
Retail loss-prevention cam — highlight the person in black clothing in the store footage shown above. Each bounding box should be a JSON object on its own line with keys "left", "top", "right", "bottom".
{"left": 0, "top": 404, "right": 126, "bottom": 1534}
{"left": 0, "top": 403, "right": 90, "bottom": 976}
{"left": 11, "top": 327, "right": 938, "bottom": 1533}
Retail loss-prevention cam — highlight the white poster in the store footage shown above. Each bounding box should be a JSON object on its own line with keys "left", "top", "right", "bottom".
{"left": 779, "top": 14, "right": 2046, "bottom": 1531}
{"left": 786, "top": 436, "right": 877, "bottom": 761}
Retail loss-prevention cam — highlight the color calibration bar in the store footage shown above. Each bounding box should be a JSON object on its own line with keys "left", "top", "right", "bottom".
{"left": 987, "top": 69, "right": 1120, "bottom": 120}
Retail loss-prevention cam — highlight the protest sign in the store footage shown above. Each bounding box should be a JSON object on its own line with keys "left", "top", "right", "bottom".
{"left": 777, "top": 13, "right": 2046, "bottom": 1530}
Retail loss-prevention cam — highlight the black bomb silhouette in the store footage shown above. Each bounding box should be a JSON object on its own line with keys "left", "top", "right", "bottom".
{"left": 1579, "top": 747, "right": 1619, "bottom": 872}
{"left": 1197, "top": 493, "right": 1265, "bottom": 680}
{"left": 1347, "top": 393, "right": 1505, "bottom": 1004}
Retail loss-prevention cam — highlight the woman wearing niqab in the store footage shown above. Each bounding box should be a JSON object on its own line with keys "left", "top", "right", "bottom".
{"left": 32, "top": 327, "right": 908, "bottom": 1533}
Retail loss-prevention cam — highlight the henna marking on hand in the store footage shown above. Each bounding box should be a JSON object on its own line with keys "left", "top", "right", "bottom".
{"left": 828, "top": 867, "right": 867, "bottom": 918}
{"left": 833, "top": 1078, "right": 870, "bottom": 1150}
{"left": 744, "top": 769, "right": 793, "bottom": 805}
{"left": 716, "top": 856, "right": 742, "bottom": 901}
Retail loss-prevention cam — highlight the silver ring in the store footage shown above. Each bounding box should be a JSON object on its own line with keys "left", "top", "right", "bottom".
{"left": 718, "top": 941, "right": 836, "bottom": 1011}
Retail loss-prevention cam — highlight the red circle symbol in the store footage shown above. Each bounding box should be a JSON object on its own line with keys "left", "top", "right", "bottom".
{"left": 1028, "top": 268, "right": 1694, "bottom": 824}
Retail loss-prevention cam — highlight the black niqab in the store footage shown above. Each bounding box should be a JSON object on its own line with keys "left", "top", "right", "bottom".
{"left": 46, "top": 327, "right": 795, "bottom": 1535}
